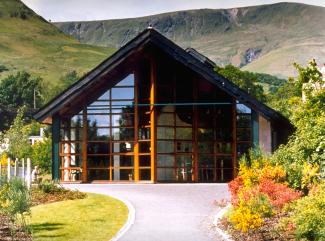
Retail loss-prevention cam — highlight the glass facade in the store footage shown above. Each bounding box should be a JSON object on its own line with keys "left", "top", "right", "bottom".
{"left": 57, "top": 60, "right": 253, "bottom": 183}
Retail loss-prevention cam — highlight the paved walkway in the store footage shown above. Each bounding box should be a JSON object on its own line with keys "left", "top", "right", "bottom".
{"left": 64, "top": 184, "right": 229, "bottom": 241}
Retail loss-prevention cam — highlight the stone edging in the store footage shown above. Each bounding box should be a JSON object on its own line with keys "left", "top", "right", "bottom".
{"left": 213, "top": 203, "right": 233, "bottom": 241}
{"left": 109, "top": 195, "right": 136, "bottom": 241}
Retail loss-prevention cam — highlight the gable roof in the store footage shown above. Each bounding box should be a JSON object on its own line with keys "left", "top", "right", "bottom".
{"left": 34, "top": 28, "right": 291, "bottom": 127}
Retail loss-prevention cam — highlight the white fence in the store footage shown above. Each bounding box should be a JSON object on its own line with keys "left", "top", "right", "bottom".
{"left": 0, "top": 158, "right": 32, "bottom": 188}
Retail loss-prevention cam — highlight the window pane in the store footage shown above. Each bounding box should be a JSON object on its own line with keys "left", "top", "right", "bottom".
{"left": 140, "top": 169, "right": 151, "bottom": 180}
{"left": 176, "top": 141, "right": 192, "bottom": 153}
{"left": 88, "top": 128, "right": 110, "bottom": 141}
{"left": 71, "top": 115, "right": 83, "bottom": 127}
{"left": 87, "top": 115, "right": 109, "bottom": 127}
{"left": 216, "top": 142, "right": 232, "bottom": 154}
{"left": 157, "top": 168, "right": 175, "bottom": 181}
{"left": 113, "top": 169, "right": 134, "bottom": 181}
{"left": 176, "top": 128, "right": 192, "bottom": 140}
{"left": 237, "top": 115, "right": 251, "bottom": 128}
{"left": 198, "top": 142, "right": 214, "bottom": 153}
{"left": 237, "top": 103, "right": 251, "bottom": 114}
{"left": 157, "top": 113, "right": 174, "bottom": 126}
{"left": 112, "top": 113, "right": 134, "bottom": 126}
{"left": 97, "top": 90, "right": 110, "bottom": 100}
{"left": 116, "top": 74, "right": 134, "bottom": 86}
{"left": 87, "top": 142, "right": 110, "bottom": 154}
{"left": 88, "top": 170, "right": 109, "bottom": 181}
{"left": 87, "top": 156, "right": 109, "bottom": 168}
{"left": 113, "top": 155, "right": 134, "bottom": 167}
{"left": 198, "top": 154, "right": 215, "bottom": 168}
{"left": 157, "top": 141, "right": 174, "bottom": 153}
{"left": 111, "top": 87, "right": 134, "bottom": 99}
{"left": 139, "top": 155, "right": 150, "bottom": 167}
{"left": 111, "top": 127, "right": 134, "bottom": 140}
{"left": 157, "top": 127, "right": 174, "bottom": 139}
{"left": 113, "top": 142, "right": 134, "bottom": 153}
{"left": 157, "top": 154, "right": 174, "bottom": 167}
{"left": 198, "top": 128, "right": 214, "bottom": 141}
{"left": 139, "top": 142, "right": 150, "bottom": 153}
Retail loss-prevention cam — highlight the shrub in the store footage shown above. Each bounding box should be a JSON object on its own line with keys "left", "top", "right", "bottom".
{"left": 228, "top": 176, "right": 244, "bottom": 205}
{"left": 38, "top": 180, "right": 63, "bottom": 194}
{"left": 0, "top": 178, "right": 31, "bottom": 226}
{"left": 228, "top": 187, "right": 273, "bottom": 232}
{"left": 258, "top": 179, "right": 302, "bottom": 209}
{"left": 282, "top": 184, "right": 325, "bottom": 241}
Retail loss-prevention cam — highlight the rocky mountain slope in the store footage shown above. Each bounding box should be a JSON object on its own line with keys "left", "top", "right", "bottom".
{"left": 55, "top": 3, "right": 325, "bottom": 78}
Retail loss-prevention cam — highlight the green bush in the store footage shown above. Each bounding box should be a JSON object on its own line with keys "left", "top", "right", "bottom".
{"left": 0, "top": 178, "right": 31, "bottom": 226}
{"left": 284, "top": 184, "right": 325, "bottom": 240}
{"left": 38, "top": 180, "right": 62, "bottom": 194}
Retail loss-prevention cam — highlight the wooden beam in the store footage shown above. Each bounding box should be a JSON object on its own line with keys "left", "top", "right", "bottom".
{"left": 232, "top": 98, "right": 237, "bottom": 178}
{"left": 134, "top": 70, "right": 139, "bottom": 182}
{"left": 82, "top": 107, "right": 88, "bottom": 182}
{"left": 193, "top": 78, "right": 199, "bottom": 182}
{"left": 150, "top": 57, "right": 157, "bottom": 183}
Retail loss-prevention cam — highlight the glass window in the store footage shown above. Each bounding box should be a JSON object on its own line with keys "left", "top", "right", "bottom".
{"left": 113, "top": 155, "right": 134, "bottom": 167}
{"left": 88, "top": 170, "right": 109, "bottom": 182}
{"left": 112, "top": 113, "right": 134, "bottom": 126}
{"left": 139, "top": 142, "right": 150, "bottom": 153}
{"left": 157, "top": 127, "right": 174, "bottom": 139}
{"left": 139, "top": 155, "right": 150, "bottom": 167}
{"left": 198, "top": 154, "right": 215, "bottom": 168}
{"left": 97, "top": 90, "right": 110, "bottom": 100}
{"left": 116, "top": 74, "right": 134, "bottom": 86}
{"left": 176, "top": 141, "right": 192, "bottom": 153}
{"left": 157, "top": 113, "right": 174, "bottom": 126}
{"left": 111, "top": 87, "right": 134, "bottom": 100}
{"left": 157, "top": 155, "right": 174, "bottom": 167}
{"left": 176, "top": 128, "right": 192, "bottom": 140}
{"left": 112, "top": 169, "right": 134, "bottom": 181}
{"left": 87, "top": 115, "right": 110, "bottom": 127}
{"left": 237, "top": 103, "right": 251, "bottom": 114}
{"left": 198, "top": 142, "right": 214, "bottom": 153}
{"left": 216, "top": 142, "right": 232, "bottom": 154}
{"left": 87, "top": 142, "right": 110, "bottom": 154}
{"left": 140, "top": 169, "right": 151, "bottom": 180}
{"left": 111, "top": 127, "right": 134, "bottom": 140}
{"left": 157, "top": 168, "right": 175, "bottom": 181}
{"left": 88, "top": 127, "right": 110, "bottom": 141}
{"left": 71, "top": 115, "right": 83, "bottom": 127}
{"left": 87, "top": 156, "right": 109, "bottom": 168}
{"left": 113, "top": 142, "right": 134, "bottom": 153}
{"left": 198, "top": 128, "right": 214, "bottom": 141}
{"left": 157, "top": 141, "right": 174, "bottom": 153}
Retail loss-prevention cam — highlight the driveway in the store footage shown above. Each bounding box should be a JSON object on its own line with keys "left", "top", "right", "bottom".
{"left": 64, "top": 184, "right": 229, "bottom": 241}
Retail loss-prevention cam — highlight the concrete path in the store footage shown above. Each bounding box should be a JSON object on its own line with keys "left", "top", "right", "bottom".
{"left": 64, "top": 184, "right": 230, "bottom": 241}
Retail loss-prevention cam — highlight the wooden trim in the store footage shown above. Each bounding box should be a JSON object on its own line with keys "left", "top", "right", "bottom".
{"left": 150, "top": 57, "right": 157, "bottom": 183}
{"left": 193, "top": 78, "right": 199, "bottom": 182}
{"left": 82, "top": 107, "right": 88, "bottom": 182}
{"left": 232, "top": 98, "right": 237, "bottom": 178}
{"left": 134, "top": 70, "right": 140, "bottom": 182}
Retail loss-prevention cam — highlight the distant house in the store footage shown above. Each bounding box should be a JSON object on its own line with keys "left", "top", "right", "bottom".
{"left": 34, "top": 28, "right": 293, "bottom": 183}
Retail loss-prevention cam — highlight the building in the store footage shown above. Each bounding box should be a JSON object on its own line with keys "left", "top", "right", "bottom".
{"left": 34, "top": 28, "right": 293, "bottom": 183}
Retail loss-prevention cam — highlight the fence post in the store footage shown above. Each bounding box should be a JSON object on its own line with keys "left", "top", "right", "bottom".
{"left": 14, "top": 158, "right": 18, "bottom": 177}
{"left": 22, "top": 158, "right": 25, "bottom": 180}
{"left": 7, "top": 157, "right": 11, "bottom": 181}
{"left": 26, "top": 158, "right": 31, "bottom": 189}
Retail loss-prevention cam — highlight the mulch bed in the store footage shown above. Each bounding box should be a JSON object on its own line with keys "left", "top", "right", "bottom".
{"left": 0, "top": 215, "right": 32, "bottom": 241}
{"left": 218, "top": 213, "right": 295, "bottom": 241}
{"left": 31, "top": 187, "right": 87, "bottom": 206}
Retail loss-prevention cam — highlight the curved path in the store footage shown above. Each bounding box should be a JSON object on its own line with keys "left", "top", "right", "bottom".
{"left": 64, "top": 184, "right": 229, "bottom": 241}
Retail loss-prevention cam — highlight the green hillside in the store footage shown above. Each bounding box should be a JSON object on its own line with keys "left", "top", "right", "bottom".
{"left": 0, "top": 0, "right": 115, "bottom": 88}
{"left": 55, "top": 2, "right": 325, "bottom": 78}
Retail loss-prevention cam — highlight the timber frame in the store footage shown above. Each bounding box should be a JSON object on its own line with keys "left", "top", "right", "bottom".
{"left": 34, "top": 28, "right": 293, "bottom": 183}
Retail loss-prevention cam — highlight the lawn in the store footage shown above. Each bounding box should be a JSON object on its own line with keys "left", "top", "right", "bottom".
{"left": 30, "top": 193, "right": 128, "bottom": 241}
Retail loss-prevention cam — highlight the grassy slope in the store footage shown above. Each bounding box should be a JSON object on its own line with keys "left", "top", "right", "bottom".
{"left": 55, "top": 3, "right": 325, "bottom": 78}
{"left": 30, "top": 193, "right": 128, "bottom": 241}
{"left": 0, "top": 0, "right": 115, "bottom": 88}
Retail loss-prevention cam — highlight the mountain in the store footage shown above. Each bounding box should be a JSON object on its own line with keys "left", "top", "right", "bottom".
{"left": 55, "top": 2, "right": 325, "bottom": 78}
{"left": 0, "top": 0, "right": 114, "bottom": 88}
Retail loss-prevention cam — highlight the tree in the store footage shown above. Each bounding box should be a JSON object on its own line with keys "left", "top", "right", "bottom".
{"left": 4, "top": 107, "right": 31, "bottom": 159}
{"left": 30, "top": 137, "right": 52, "bottom": 173}
{"left": 215, "top": 65, "right": 267, "bottom": 103}
{"left": 0, "top": 71, "right": 44, "bottom": 109}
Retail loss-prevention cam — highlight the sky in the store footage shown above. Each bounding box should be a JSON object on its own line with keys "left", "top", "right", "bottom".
{"left": 21, "top": 0, "right": 325, "bottom": 22}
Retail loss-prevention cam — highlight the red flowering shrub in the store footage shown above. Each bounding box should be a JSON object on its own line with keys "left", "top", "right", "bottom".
{"left": 258, "top": 179, "right": 302, "bottom": 209}
{"left": 228, "top": 176, "right": 244, "bottom": 206}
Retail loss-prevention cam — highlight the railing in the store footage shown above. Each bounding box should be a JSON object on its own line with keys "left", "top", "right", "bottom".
{"left": 0, "top": 158, "right": 32, "bottom": 188}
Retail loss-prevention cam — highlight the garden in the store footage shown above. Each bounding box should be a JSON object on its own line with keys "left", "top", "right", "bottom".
{"left": 218, "top": 60, "right": 325, "bottom": 240}
{"left": 0, "top": 178, "right": 128, "bottom": 240}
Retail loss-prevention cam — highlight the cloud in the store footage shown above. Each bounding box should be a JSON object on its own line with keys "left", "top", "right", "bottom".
{"left": 21, "top": 0, "right": 325, "bottom": 22}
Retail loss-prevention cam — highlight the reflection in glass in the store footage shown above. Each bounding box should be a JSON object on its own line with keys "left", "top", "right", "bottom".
{"left": 87, "top": 115, "right": 109, "bottom": 127}
{"left": 111, "top": 87, "right": 134, "bottom": 99}
{"left": 157, "top": 127, "right": 174, "bottom": 139}
{"left": 113, "top": 142, "right": 134, "bottom": 153}
{"left": 88, "top": 128, "right": 109, "bottom": 141}
{"left": 157, "top": 141, "right": 174, "bottom": 153}
{"left": 157, "top": 168, "right": 175, "bottom": 181}
{"left": 157, "top": 155, "right": 174, "bottom": 167}
{"left": 87, "top": 142, "right": 110, "bottom": 154}
{"left": 87, "top": 156, "right": 109, "bottom": 168}
{"left": 176, "top": 128, "right": 192, "bottom": 140}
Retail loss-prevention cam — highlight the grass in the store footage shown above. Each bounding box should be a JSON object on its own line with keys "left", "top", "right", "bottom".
{"left": 0, "top": 0, "right": 115, "bottom": 90}
{"left": 29, "top": 193, "right": 128, "bottom": 241}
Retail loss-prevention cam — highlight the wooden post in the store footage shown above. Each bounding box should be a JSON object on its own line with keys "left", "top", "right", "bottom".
{"left": 26, "top": 158, "right": 31, "bottom": 189}
{"left": 7, "top": 157, "right": 11, "bottom": 180}
{"left": 22, "top": 158, "right": 25, "bottom": 180}
{"left": 232, "top": 99, "right": 237, "bottom": 178}
{"left": 150, "top": 57, "right": 157, "bottom": 183}
{"left": 82, "top": 107, "right": 88, "bottom": 182}
{"left": 193, "top": 78, "right": 199, "bottom": 182}
{"left": 14, "top": 158, "right": 18, "bottom": 177}
{"left": 134, "top": 71, "right": 139, "bottom": 182}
